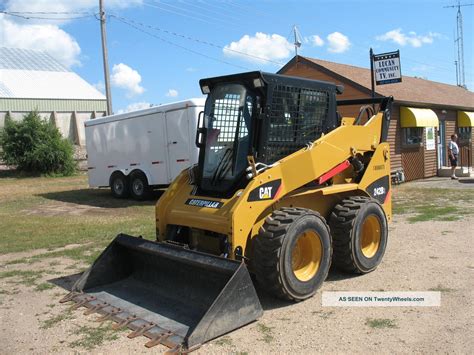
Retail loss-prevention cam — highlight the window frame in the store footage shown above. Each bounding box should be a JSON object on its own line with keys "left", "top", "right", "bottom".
{"left": 457, "top": 126, "right": 472, "bottom": 145}
{"left": 402, "top": 127, "right": 424, "bottom": 148}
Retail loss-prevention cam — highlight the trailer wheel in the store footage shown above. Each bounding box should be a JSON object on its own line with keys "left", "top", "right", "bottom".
{"left": 254, "top": 208, "right": 332, "bottom": 302}
{"left": 110, "top": 172, "right": 130, "bottom": 198}
{"left": 329, "top": 196, "right": 388, "bottom": 274}
{"left": 129, "top": 170, "right": 151, "bottom": 200}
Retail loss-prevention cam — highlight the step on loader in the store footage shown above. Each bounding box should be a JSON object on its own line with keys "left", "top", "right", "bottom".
{"left": 61, "top": 72, "right": 393, "bottom": 352}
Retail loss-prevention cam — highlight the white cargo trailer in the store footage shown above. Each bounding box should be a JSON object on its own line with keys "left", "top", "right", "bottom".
{"left": 85, "top": 98, "right": 204, "bottom": 200}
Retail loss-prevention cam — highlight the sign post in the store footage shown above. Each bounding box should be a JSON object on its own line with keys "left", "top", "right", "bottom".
{"left": 370, "top": 48, "right": 375, "bottom": 99}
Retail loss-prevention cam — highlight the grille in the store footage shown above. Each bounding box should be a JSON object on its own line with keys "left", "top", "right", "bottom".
{"left": 265, "top": 85, "right": 329, "bottom": 163}
{"left": 209, "top": 94, "right": 248, "bottom": 147}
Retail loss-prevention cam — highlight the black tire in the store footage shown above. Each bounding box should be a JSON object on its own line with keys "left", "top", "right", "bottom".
{"left": 253, "top": 207, "right": 332, "bottom": 302}
{"left": 129, "top": 170, "right": 151, "bottom": 200}
{"left": 110, "top": 172, "right": 129, "bottom": 198}
{"left": 329, "top": 196, "right": 388, "bottom": 274}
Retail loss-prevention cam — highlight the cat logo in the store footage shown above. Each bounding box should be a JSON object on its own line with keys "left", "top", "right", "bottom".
{"left": 259, "top": 187, "right": 273, "bottom": 199}
{"left": 248, "top": 179, "right": 282, "bottom": 202}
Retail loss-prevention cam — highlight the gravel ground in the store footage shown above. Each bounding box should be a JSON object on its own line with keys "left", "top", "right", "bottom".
{"left": 1, "top": 179, "right": 473, "bottom": 354}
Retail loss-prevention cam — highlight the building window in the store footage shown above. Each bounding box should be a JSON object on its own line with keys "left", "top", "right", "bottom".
{"left": 457, "top": 127, "right": 472, "bottom": 144}
{"left": 402, "top": 127, "right": 423, "bottom": 146}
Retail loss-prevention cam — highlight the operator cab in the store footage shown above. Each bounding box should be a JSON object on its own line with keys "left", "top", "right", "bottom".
{"left": 196, "top": 71, "right": 340, "bottom": 198}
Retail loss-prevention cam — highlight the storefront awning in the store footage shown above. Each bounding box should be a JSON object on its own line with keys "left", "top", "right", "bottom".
{"left": 457, "top": 111, "right": 474, "bottom": 127}
{"left": 400, "top": 107, "right": 439, "bottom": 128}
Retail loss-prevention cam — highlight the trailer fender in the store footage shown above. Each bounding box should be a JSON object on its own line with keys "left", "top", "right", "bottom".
{"left": 129, "top": 168, "right": 152, "bottom": 186}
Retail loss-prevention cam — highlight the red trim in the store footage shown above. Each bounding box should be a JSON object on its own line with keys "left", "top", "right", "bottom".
{"left": 317, "top": 160, "right": 351, "bottom": 184}
{"left": 274, "top": 182, "right": 284, "bottom": 200}
{"left": 384, "top": 189, "right": 391, "bottom": 204}
{"left": 107, "top": 165, "right": 116, "bottom": 169}
{"left": 130, "top": 163, "right": 139, "bottom": 166}
{"left": 177, "top": 159, "right": 189, "bottom": 162}
{"left": 151, "top": 161, "right": 163, "bottom": 165}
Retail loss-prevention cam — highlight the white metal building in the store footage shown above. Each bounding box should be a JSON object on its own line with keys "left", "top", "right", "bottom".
{"left": 0, "top": 47, "right": 107, "bottom": 146}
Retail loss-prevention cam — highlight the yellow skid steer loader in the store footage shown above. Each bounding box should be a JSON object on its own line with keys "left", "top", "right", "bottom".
{"left": 61, "top": 72, "right": 393, "bottom": 352}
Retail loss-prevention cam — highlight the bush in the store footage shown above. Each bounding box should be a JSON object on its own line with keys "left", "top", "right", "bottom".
{"left": 0, "top": 111, "right": 76, "bottom": 175}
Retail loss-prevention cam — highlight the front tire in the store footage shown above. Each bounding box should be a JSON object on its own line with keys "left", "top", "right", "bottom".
{"left": 253, "top": 208, "right": 332, "bottom": 302}
{"left": 329, "top": 196, "right": 388, "bottom": 274}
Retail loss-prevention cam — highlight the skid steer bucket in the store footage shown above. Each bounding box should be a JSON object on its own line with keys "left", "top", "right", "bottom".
{"left": 60, "top": 234, "right": 263, "bottom": 352}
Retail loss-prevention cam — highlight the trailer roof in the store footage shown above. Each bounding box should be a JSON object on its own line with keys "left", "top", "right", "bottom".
{"left": 85, "top": 98, "right": 205, "bottom": 127}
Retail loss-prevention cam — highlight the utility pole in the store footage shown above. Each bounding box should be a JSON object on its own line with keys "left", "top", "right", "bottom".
{"left": 99, "top": 0, "right": 113, "bottom": 115}
{"left": 444, "top": 1, "right": 473, "bottom": 89}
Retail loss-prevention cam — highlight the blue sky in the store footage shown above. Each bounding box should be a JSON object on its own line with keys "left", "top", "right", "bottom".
{"left": 1, "top": 0, "right": 473, "bottom": 112}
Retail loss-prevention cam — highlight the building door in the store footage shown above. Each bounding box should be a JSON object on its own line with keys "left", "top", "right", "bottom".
{"left": 437, "top": 120, "right": 446, "bottom": 168}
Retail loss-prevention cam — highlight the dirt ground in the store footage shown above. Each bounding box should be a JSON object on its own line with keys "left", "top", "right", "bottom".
{"left": 1, "top": 177, "right": 473, "bottom": 354}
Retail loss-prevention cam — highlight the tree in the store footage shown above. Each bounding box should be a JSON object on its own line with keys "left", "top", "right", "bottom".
{"left": 0, "top": 111, "right": 76, "bottom": 175}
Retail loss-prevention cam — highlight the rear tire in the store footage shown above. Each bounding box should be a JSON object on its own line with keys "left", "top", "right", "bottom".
{"left": 110, "top": 172, "right": 129, "bottom": 198}
{"left": 253, "top": 208, "right": 332, "bottom": 302}
{"left": 129, "top": 171, "right": 151, "bottom": 200}
{"left": 329, "top": 196, "right": 388, "bottom": 274}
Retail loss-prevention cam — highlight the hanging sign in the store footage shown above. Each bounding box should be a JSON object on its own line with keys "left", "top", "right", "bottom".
{"left": 373, "top": 50, "right": 402, "bottom": 85}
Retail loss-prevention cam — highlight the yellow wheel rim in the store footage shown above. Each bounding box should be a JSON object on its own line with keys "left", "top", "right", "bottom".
{"left": 360, "top": 215, "right": 381, "bottom": 258}
{"left": 291, "top": 230, "right": 322, "bottom": 282}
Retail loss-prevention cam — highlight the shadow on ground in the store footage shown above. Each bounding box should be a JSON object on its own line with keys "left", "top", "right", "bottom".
{"left": 38, "top": 188, "right": 164, "bottom": 208}
{"left": 49, "top": 273, "right": 82, "bottom": 291}
{"left": 0, "top": 169, "right": 40, "bottom": 179}
{"left": 459, "top": 179, "right": 474, "bottom": 184}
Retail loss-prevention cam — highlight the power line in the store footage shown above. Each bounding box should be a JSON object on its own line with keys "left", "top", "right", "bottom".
{"left": 141, "top": 1, "right": 221, "bottom": 27}
{"left": 5, "top": 11, "right": 93, "bottom": 15}
{"left": 148, "top": 0, "right": 233, "bottom": 26}
{"left": 110, "top": 15, "right": 285, "bottom": 66}
{"left": 1, "top": 11, "right": 95, "bottom": 20}
{"left": 177, "top": 0, "right": 244, "bottom": 22}
{"left": 110, "top": 15, "right": 250, "bottom": 70}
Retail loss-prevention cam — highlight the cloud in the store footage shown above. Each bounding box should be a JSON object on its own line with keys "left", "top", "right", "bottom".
{"left": 117, "top": 101, "right": 151, "bottom": 114}
{"left": 111, "top": 63, "right": 145, "bottom": 97}
{"left": 93, "top": 81, "right": 105, "bottom": 94}
{"left": 223, "top": 32, "right": 293, "bottom": 63}
{"left": 308, "top": 35, "right": 324, "bottom": 47}
{"left": 1, "top": 18, "right": 81, "bottom": 68}
{"left": 376, "top": 28, "right": 440, "bottom": 48}
{"left": 166, "top": 89, "right": 178, "bottom": 97}
{"left": 186, "top": 67, "right": 197, "bottom": 72}
{"left": 327, "top": 32, "right": 351, "bottom": 53}
{"left": 1, "top": 0, "right": 144, "bottom": 68}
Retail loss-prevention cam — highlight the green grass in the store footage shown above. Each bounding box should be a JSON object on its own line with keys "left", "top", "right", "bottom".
{"left": 428, "top": 284, "right": 455, "bottom": 292}
{"left": 69, "top": 324, "right": 120, "bottom": 350}
{"left": 0, "top": 174, "right": 156, "bottom": 254}
{"left": 6, "top": 244, "right": 105, "bottom": 266}
{"left": 256, "top": 322, "right": 274, "bottom": 343}
{"left": 392, "top": 187, "right": 474, "bottom": 223}
{"left": 365, "top": 318, "right": 398, "bottom": 329}
{"left": 35, "top": 282, "right": 55, "bottom": 291}
{"left": 214, "top": 336, "right": 233, "bottom": 346}
{"left": 41, "top": 309, "right": 74, "bottom": 329}
{"left": 0, "top": 269, "right": 44, "bottom": 286}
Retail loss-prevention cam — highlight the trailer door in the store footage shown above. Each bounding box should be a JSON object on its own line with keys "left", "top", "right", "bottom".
{"left": 165, "top": 109, "right": 191, "bottom": 182}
